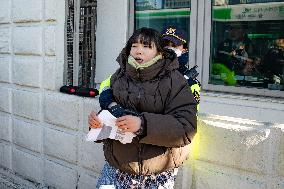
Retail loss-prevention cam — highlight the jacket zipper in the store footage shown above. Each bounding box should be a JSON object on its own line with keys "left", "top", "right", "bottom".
{"left": 136, "top": 74, "right": 143, "bottom": 183}
{"left": 138, "top": 143, "right": 143, "bottom": 186}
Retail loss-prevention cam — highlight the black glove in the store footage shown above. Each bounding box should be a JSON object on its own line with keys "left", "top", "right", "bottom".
{"left": 108, "top": 104, "right": 125, "bottom": 118}
{"left": 187, "top": 78, "right": 201, "bottom": 87}
{"left": 108, "top": 104, "right": 140, "bottom": 118}
{"left": 99, "top": 89, "right": 114, "bottom": 110}
{"left": 163, "top": 48, "right": 177, "bottom": 61}
{"left": 184, "top": 65, "right": 199, "bottom": 80}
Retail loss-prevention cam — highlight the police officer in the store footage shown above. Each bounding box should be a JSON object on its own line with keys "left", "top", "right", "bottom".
{"left": 161, "top": 26, "right": 201, "bottom": 108}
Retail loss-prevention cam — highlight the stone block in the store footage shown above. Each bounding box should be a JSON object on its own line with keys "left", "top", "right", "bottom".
{"left": 0, "top": 0, "right": 10, "bottom": 23}
{"left": 0, "top": 87, "right": 11, "bottom": 113}
{"left": 194, "top": 160, "right": 267, "bottom": 189}
{"left": 12, "top": 56, "right": 41, "bottom": 88}
{"left": 200, "top": 95, "right": 284, "bottom": 124}
{"left": 13, "top": 26, "right": 42, "bottom": 55}
{"left": 0, "top": 113, "right": 11, "bottom": 142}
{"left": 0, "top": 56, "right": 11, "bottom": 83}
{"left": 12, "top": 0, "right": 42, "bottom": 22}
{"left": 43, "top": 93, "right": 81, "bottom": 130}
{"left": 42, "top": 57, "right": 56, "bottom": 90}
{"left": 13, "top": 118, "right": 42, "bottom": 153}
{"left": 0, "top": 27, "right": 10, "bottom": 53}
{"left": 45, "top": 0, "right": 57, "bottom": 21}
{"left": 79, "top": 138, "right": 104, "bottom": 172}
{"left": 78, "top": 172, "right": 99, "bottom": 189}
{"left": 195, "top": 115, "right": 273, "bottom": 174}
{"left": 43, "top": 127, "right": 77, "bottom": 163}
{"left": 82, "top": 98, "right": 100, "bottom": 132}
{"left": 175, "top": 162, "right": 193, "bottom": 189}
{"left": 44, "top": 26, "right": 55, "bottom": 56}
{"left": 12, "top": 148, "right": 42, "bottom": 183}
{"left": 44, "top": 159, "right": 77, "bottom": 189}
{"left": 0, "top": 143, "right": 12, "bottom": 169}
{"left": 12, "top": 89, "right": 40, "bottom": 121}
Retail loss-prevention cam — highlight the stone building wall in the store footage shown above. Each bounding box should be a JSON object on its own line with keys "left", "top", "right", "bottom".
{"left": 0, "top": 0, "right": 283, "bottom": 189}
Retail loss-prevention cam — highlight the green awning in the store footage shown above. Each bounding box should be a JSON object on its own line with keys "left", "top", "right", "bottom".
{"left": 135, "top": 8, "right": 191, "bottom": 18}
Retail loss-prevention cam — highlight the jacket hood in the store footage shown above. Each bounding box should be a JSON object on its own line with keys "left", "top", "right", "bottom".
{"left": 116, "top": 48, "right": 180, "bottom": 81}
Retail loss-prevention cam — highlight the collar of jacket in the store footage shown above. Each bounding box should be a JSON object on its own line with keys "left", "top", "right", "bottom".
{"left": 127, "top": 55, "right": 162, "bottom": 70}
{"left": 116, "top": 48, "right": 180, "bottom": 81}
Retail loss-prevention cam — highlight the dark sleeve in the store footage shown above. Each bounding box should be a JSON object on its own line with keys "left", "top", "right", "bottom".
{"left": 177, "top": 52, "right": 189, "bottom": 75}
{"left": 139, "top": 72, "right": 197, "bottom": 148}
{"left": 99, "top": 89, "right": 114, "bottom": 110}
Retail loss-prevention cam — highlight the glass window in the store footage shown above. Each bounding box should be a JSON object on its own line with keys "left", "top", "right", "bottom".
{"left": 65, "top": 0, "right": 97, "bottom": 88}
{"left": 210, "top": 1, "right": 284, "bottom": 91}
{"left": 134, "top": 0, "right": 191, "bottom": 44}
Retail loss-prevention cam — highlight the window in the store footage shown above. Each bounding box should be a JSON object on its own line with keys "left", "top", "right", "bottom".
{"left": 208, "top": 0, "right": 284, "bottom": 96}
{"left": 65, "top": 0, "right": 97, "bottom": 88}
{"left": 134, "top": 0, "right": 191, "bottom": 45}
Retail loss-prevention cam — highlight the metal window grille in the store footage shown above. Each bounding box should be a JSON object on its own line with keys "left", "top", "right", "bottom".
{"left": 65, "top": 0, "right": 97, "bottom": 88}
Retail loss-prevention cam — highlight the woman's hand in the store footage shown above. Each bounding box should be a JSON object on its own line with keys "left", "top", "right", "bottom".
{"left": 115, "top": 115, "right": 141, "bottom": 133}
{"left": 88, "top": 111, "right": 102, "bottom": 129}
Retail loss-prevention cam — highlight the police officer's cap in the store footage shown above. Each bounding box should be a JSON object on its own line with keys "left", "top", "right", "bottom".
{"left": 161, "top": 26, "right": 187, "bottom": 46}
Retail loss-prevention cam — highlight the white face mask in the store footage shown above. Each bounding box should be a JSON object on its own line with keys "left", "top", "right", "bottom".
{"left": 167, "top": 47, "right": 183, "bottom": 57}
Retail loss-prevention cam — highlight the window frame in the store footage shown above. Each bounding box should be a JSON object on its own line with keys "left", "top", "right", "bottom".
{"left": 200, "top": 0, "right": 284, "bottom": 98}
{"left": 64, "top": 0, "right": 97, "bottom": 88}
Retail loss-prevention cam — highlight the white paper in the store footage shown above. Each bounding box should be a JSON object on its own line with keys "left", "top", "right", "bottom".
{"left": 86, "top": 110, "right": 136, "bottom": 144}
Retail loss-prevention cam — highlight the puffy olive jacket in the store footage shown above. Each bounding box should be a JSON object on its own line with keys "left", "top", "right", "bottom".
{"left": 103, "top": 49, "right": 197, "bottom": 175}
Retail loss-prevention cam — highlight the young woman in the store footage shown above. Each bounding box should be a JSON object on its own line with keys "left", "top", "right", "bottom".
{"left": 89, "top": 27, "right": 197, "bottom": 189}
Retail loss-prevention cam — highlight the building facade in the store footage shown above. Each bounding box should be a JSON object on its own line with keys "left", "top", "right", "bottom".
{"left": 0, "top": 0, "right": 283, "bottom": 189}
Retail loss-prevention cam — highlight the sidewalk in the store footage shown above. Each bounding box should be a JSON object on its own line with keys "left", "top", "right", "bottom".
{"left": 0, "top": 169, "right": 38, "bottom": 189}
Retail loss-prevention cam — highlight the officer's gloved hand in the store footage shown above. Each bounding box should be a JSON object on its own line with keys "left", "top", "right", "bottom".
{"left": 163, "top": 48, "right": 177, "bottom": 61}
{"left": 187, "top": 78, "right": 197, "bottom": 86}
{"left": 184, "top": 65, "right": 199, "bottom": 80}
{"left": 108, "top": 104, "right": 125, "bottom": 118}
{"left": 99, "top": 89, "right": 114, "bottom": 110}
{"left": 108, "top": 103, "right": 140, "bottom": 118}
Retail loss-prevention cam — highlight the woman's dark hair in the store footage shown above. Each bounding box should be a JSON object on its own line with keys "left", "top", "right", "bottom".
{"left": 125, "top": 27, "right": 165, "bottom": 57}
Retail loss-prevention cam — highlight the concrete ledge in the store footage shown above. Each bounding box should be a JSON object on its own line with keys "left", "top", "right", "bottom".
{"left": 193, "top": 160, "right": 268, "bottom": 189}
{"left": 194, "top": 114, "right": 275, "bottom": 174}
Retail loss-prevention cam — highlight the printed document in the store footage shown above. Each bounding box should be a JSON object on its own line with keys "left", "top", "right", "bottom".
{"left": 86, "top": 110, "right": 136, "bottom": 144}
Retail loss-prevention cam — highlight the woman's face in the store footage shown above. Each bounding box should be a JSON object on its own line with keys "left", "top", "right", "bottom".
{"left": 130, "top": 42, "right": 159, "bottom": 64}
